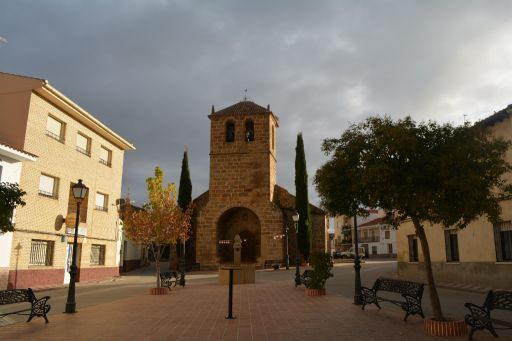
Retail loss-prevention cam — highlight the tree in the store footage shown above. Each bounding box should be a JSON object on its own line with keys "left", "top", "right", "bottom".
{"left": 0, "top": 182, "right": 26, "bottom": 233}
{"left": 176, "top": 150, "right": 192, "bottom": 266}
{"left": 314, "top": 116, "right": 512, "bottom": 321}
{"left": 295, "top": 133, "right": 313, "bottom": 260}
{"left": 123, "top": 166, "right": 193, "bottom": 288}
{"left": 177, "top": 150, "right": 192, "bottom": 210}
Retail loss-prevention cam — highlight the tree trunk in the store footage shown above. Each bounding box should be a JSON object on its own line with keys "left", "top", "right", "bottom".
{"left": 412, "top": 216, "right": 445, "bottom": 321}
{"left": 151, "top": 244, "right": 161, "bottom": 288}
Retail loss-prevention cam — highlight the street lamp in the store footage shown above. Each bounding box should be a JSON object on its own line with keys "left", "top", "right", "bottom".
{"left": 284, "top": 225, "right": 290, "bottom": 270}
{"left": 65, "top": 179, "right": 88, "bottom": 314}
{"left": 292, "top": 212, "right": 301, "bottom": 286}
{"left": 353, "top": 215, "right": 362, "bottom": 305}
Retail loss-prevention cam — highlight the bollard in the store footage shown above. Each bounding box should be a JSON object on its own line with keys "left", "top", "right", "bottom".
{"left": 225, "top": 268, "right": 236, "bottom": 319}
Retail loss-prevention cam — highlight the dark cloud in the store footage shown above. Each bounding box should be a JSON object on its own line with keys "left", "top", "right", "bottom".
{"left": 2, "top": 0, "right": 512, "bottom": 206}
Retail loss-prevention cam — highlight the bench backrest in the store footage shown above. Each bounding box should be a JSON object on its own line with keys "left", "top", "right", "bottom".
{"left": 374, "top": 277, "right": 424, "bottom": 299}
{"left": 160, "top": 271, "right": 177, "bottom": 279}
{"left": 0, "top": 289, "right": 34, "bottom": 305}
{"left": 485, "top": 290, "right": 512, "bottom": 312}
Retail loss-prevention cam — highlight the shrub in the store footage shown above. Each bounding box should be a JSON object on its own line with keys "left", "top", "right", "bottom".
{"left": 308, "top": 252, "right": 333, "bottom": 289}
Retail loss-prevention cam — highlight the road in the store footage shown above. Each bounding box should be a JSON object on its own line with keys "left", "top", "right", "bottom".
{"left": 1, "top": 260, "right": 505, "bottom": 332}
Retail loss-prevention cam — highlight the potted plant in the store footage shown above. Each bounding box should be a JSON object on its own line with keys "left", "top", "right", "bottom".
{"left": 305, "top": 252, "right": 333, "bottom": 296}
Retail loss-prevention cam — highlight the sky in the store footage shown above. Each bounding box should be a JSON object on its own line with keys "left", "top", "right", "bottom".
{"left": 2, "top": 0, "right": 512, "bottom": 207}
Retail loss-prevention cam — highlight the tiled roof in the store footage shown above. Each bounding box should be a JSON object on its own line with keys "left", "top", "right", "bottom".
{"left": 478, "top": 104, "right": 512, "bottom": 128}
{"left": 358, "top": 216, "right": 387, "bottom": 228}
{"left": 213, "top": 101, "right": 270, "bottom": 116}
{"left": 0, "top": 140, "right": 38, "bottom": 158}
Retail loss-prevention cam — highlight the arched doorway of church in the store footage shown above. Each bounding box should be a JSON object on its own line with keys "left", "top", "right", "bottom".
{"left": 217, "top": 207, "right": 261, "bottom": 263}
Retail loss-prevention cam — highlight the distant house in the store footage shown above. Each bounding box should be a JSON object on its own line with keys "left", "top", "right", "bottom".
{"left": 334, "top": 209, "right": 396, "bottom": 258}
{"left": 0, "top": 72, "right": 135, "bottom": 289}
{"left": 396, "top": 105, "right": 512, "bottom": 289}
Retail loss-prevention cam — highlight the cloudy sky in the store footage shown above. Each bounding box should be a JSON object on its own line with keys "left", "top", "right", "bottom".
{"left": 2, "top": 0, "right": 512, "bottom": 207}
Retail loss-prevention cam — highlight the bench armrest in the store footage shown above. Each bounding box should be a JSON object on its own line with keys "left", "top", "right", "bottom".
{"left": 32, "top": 295, "right": 51, "bottom": 315}
{"left": 401, "top": 294, "right": 422, "bottom": 313}
{"left": 361, "top": 286, "right": 376, "bottom": 304}
{"left": 464, "top": 302, "right": 491, "bottom": 328}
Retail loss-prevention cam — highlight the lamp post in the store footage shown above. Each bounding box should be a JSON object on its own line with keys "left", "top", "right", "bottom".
{"left": 179, "top": 239, "right": 186, "bottom": 286}
{"left": 284, "top": 225, "right": 290, "bottom": 270}
{"left": 292, "top": 212, "right": 301, "bottom": 286}
{"left": 65, "top": 179, "right": 88, "bottom": 314}
{"left": 353, "top": 215, "right": 362, "bottom": 305}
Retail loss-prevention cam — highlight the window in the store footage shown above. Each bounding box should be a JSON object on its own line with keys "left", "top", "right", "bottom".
{"left": 95, "top": 192, "right": 108, "bottom": 212}
{"left": 444, "top": 229, "right": 459, "bottom": 262}
{"left": 384, "top": 230, "right": 390, "bottom": 239}
{"left": 99, "top": 146, "right": 112, "bottom": 167}
{"left": 371, "top": 246, "right": 377, "bottom": 255}
{"left": 408, "top": 235, "right": 419, "bottom": 262}
{"left": 388, "top": 243, "right": 393, "bottom": 254}
{"left": 226, "top": 121, "right": 235, "bottom": 142}
{"left": 494, "top": 221, "right": 512, "bottom": 262}
{"left": 90, "top": 244, "right": 106, "bottom": 265}
{"left": 245, "top": 119, "right": 254, "bottom": 142}
{"left": 76, "top": 133, "right": 91, "bottom": 156}
{"left": 46, "top": 116, "right": 65, "bottom": 142}
{"left": 29, "top": 240, "right": 54, "bottom": 266}
{"left": 38, "top": 174, "right": 59, "bottom": 198}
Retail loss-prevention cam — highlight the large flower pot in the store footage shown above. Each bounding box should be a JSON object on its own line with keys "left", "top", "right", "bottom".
{"left": 424, "top": 318, "right": 467, "bottom": 337}
{"left": 149, "top": 287, "right": 168, "bottom": 295}
{"left": 305, "top": 288, "right": 326, "bottom": 296}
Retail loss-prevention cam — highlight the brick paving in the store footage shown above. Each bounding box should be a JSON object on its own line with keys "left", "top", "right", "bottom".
{"left": 0, "top": 280, "right": 506, "bottom": 340}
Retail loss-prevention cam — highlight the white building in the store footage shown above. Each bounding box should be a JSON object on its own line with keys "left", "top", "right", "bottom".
{"left": 0, "top": 142, "right": 37, "bottom": 289}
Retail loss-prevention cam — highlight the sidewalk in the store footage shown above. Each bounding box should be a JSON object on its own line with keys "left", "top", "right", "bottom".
{"left": 0, "top": 280, "right": 504, "bottom": 341}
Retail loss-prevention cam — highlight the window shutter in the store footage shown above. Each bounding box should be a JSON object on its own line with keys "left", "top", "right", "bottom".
{"left": 95, "top": 193, "right": 105, "bottom": 207}
{"left": 77, "top": 134, "right": 88, "bottom": 150}
{"left": 494, "top": 223, "right": 503, "bottom": 262}
{"left": 46, "top": 116, "right": 62, "bottom": 136}
{"left": 444, "top": 230, "right": 452, "bottom": 262}
{"left": 39, "top": 175, "right": 55, "bottom": 194}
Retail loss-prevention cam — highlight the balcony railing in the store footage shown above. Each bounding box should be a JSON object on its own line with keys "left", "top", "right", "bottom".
{"left": 45, "top": 130, "right": 65, "bottom": 143}
{"left": 38, "top": 190, "right": 58, "bottom": 199}
{"left": 99, "top": 159, "right": 111, "bottom": 167}
{"left": 358, "top": 236, "right": 380, "bottom": 243}
{"left": 95, "top": 205, "right": 108, "bottom": 212}
{"left": 76, "top": 146, "right": 91, "bottom": 157}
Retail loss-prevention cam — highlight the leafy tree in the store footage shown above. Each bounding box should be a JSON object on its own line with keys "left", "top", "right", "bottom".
{"left": 123, "top": 166, "right": 193, "bottom": 288}
{"left": 315, "top": 116, "right": 512, "bottom": 321}
{"left": 0, "top": 182, "right": 26, "bottom": 233}
{"left": 176, "top": 150, "right": 192, "bottom": 265}
{"left": 295, "top": 133, "right": 313, "bottom": 260}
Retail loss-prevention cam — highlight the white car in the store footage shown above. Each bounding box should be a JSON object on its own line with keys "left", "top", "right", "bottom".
{"left": 338, "top": 247, "right": 366, "bottom": 259}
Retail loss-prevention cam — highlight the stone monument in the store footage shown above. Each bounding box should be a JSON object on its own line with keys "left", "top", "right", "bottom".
{"left": 218, "top": 234, "right": 256, "bottom": 284}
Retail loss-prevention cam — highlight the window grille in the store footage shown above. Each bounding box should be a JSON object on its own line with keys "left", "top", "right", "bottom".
{"left": 494, "top": 221, "right": 512, "bottom": 262}
{"left": 90, "top": 244, "right": 105, "bottom": 265}
{"left": 29, "top": 240, "right": 54, "bottom": 266}
{"left": 95, "top": 192, "right": 108, "bottom": 211}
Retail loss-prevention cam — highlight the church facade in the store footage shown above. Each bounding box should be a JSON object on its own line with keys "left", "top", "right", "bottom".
{"left": 191, "top": 100, "right": 328, "bottom": 270}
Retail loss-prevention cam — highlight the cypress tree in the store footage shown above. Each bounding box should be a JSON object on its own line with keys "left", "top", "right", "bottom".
{"left": 176, "top": 150, "right": 192, "bottom": 268}
{"left": 295, "top": 133, "right": 313, "bottom": 260}
{"left": 177, "top": 150, "right": 192, "bottom": 210}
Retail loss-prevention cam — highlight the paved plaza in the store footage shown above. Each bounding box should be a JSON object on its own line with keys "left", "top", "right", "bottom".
{"left": 0, "top": 262, "right": 510, "bottom": 340}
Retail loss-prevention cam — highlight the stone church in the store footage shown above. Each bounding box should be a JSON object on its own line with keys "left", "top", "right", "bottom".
{"left": 191, "top": 100, "right": 328, "bottom": 270}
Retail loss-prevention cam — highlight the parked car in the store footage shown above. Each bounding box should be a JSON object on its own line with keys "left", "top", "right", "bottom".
{"left": 338, "top": 247, "right": 366, "bottom": 259}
